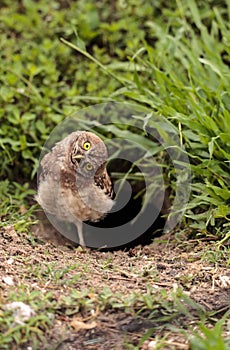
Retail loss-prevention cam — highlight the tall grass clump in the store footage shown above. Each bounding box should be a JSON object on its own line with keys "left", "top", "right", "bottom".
{"left": 64, "top": 0, "right": 230, "bottom": 241}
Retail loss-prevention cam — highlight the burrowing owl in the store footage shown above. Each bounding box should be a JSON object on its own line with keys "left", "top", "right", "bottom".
{"left": 36, "top": 131, "right": 115, "bottom": 246}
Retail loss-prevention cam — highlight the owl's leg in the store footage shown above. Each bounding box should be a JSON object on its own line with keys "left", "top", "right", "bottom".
{"left": 75, "top": 221, "right": 85, "bottom": 247}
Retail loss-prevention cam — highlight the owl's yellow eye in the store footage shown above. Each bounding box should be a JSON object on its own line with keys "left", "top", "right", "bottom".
{"left": 83, "top": 141, "right": 91, "bottom": 151}
{"left": 85, "top": 163, "right": 93, "bottom": 171}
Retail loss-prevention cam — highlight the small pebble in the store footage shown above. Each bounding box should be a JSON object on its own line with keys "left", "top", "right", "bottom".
{"left": 2, "top": 276, "right": 14, "bottom": 286}
{"left": 7, "top": 258, "right": 14, "bottom": 265}
{"left": 148, "top": 340, "right": 158, "bottom": 350}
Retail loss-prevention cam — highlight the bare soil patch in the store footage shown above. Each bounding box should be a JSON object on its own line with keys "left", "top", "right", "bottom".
{"left": 1, "top": 218, "right": 229, "bottom": 349}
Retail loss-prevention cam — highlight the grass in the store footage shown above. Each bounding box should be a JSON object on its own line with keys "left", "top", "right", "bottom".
{"left": 0, "top": 180, "right": 37, "bottom": 231}
{"left": 0, "top": 0, "right": 230, "bottom": 348}
{"left": 61, "top": 0, "right": 230, "bottom": 240}
{"left": 190, "top": 311, "right": 230, "bottom": 350}
{"left": 1, "top": 0, "right": 230, "bottom": 240}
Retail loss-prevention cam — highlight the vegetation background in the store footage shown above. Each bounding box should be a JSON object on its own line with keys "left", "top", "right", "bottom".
{"left": 0, "top": 0, "right": 229, "bottom": 349}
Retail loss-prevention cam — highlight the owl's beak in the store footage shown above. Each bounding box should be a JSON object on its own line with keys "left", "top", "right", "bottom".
{"left": 72, "top": 154, "right": 84, "bottom": 161}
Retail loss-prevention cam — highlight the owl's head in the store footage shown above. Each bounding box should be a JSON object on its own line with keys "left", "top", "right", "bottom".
{"left": 69, "top": 131, "right": 108, "bottom": 178}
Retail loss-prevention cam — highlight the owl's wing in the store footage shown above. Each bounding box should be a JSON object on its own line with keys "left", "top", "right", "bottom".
{"left": 94, "top": 170, "right": 115, "bottom": 199}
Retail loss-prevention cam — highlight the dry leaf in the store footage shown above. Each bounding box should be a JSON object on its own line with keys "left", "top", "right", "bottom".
{"left": 70, "top": 318, "right": 97, "bottom": 331}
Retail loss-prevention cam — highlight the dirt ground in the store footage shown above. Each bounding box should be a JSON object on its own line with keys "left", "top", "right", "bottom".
{"left": 1, "top": 216, "right": 230, "bottom": 350}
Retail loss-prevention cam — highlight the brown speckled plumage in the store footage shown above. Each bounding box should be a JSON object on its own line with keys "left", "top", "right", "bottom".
{"left": 36, "top": 131, "right": 115, "bottom": 246}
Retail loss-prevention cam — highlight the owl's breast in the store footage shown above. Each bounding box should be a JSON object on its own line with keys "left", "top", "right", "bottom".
{"left": 65, "top": 184, "right": 114, "bottom": 222}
